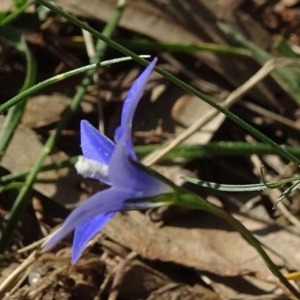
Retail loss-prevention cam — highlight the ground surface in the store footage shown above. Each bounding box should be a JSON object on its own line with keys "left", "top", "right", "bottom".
{"left": 1, "top": 0, "right": 300, "bottom": 299}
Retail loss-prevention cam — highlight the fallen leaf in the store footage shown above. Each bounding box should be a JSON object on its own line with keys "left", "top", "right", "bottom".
{"left": 103, "top": 211, "right": 282, "bottom": 277}
{"left": 22, "top": 94, "right": 71, "bottom": 129}
{"left": 0, "top": 116, "right": 81, "bottom": 205}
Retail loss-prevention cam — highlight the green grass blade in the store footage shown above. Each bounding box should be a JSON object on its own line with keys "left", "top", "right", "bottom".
{"left": 116, "top": 38, "right": 251, "bottom": 56}
{"left": 0, "top": 25, "right": 37, "bottom": 160}
{"left": 0, "top": 156, "right": 78, "bottom": 183}
{"left": 0, "top": 1, "right": 33, "bottom": 25}
{"left": 4, "top": 140, "right": 300, "bottom": 184}
{"left": 182, "top": 177, "right": 267, "bottom": 192}
{"left": 182, "top": 176, "right": 300, "bottom": 192}
{"left": 0, "top": 56, "right": 149, "bottom": 114}
{"left": 275, "top": 181, "right": 300, "bottom": 206}
{"left": 0, "top": 182, "right": 25, "bottom": 193}
{"left": 0, "top": 0, "right": 126, "bottom": 255}
{"left": 135, "top": 142, "right": 300, "bottom": 160}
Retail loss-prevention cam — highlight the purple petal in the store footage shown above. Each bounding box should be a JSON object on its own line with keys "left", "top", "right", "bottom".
{"left": 72, "top": 212, "right": 115, "bottom": 264}
{"left": 114, "top": 58, "right": 157, "bottom": 160}
{"left": 109, "top": 134, "right": 172, "bottom": 197}
{"left": 110, "top": 59, "right": 170, "bottom": 196}
{"left": 81, "top": 120, "right": 115, "bottom": 165}
{"left": 45, "top": 187, "right": 136, "bottom": 251}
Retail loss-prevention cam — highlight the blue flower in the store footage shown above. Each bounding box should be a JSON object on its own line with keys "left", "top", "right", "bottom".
{"left": 46, "top": 59, "right": 176, "bottom": 264}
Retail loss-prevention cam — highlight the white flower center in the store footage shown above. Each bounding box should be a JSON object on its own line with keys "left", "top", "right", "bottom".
{"left": 75, "top": 156, "right": 109, "bottom": 179}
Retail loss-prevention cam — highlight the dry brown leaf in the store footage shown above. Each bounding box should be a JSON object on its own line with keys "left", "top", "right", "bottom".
{"left": 0, "top": 116, "right": 81, "bottom": 205}
{"left": 22, "top": 95, "right": 71, "bottom": 129}
{"left": 102, "top": 210, "right": 300, "bottom": 296}
{"left": 103, "top": 211, "right": 283, "bottom": 277}
{"left": 235, "top": 214, "right": 300, "bottom": 270}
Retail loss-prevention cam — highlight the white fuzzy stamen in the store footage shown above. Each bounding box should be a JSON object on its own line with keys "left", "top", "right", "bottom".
{"left": 75, "top": 156, "right": 109, "bottom": 179}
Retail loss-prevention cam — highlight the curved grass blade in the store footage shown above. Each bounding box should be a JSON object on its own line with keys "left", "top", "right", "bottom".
{"left": 0, "top": 25, "right": 36, "bottom": 160}
{"left": 0, "top": 56, "right": 149, "bottom": 114}
{"left": 0, "top": 1, "right": 32, "bottom": 25}
{"left": 182, "top": 177, "right": 268, "bottom": 192}
{"left": 274, "top": 180, "right": 300, "bottom": 207}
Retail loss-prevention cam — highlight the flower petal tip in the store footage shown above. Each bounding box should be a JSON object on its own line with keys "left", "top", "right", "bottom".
{"left": 80, "top": 120, "right": 115, "bottom": 164}
{"left": 71, "top": 212, "right": 115, "bottom": 264}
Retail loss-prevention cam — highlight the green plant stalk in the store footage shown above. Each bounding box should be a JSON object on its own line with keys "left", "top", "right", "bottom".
{"left": 0, "top": 156, "right": 78, "bottom": 183}
{"left": 2, "top": 139, "right": 300, "bottom": 189}
{"left": 115, "top": 38, "right": 252, "bottom": 57}
{"left": 34, "top": 0, "right": 300, "bottom": 168}
{"left": 0, "top": 34, "right": 36, "bottom": 160}
{"left": 3, "top": 141, "right": 300, "bottom": 185}
{"left": 0, "top": 56, "right": 148, "bottom": 114}
{"left": 0, "top": 182, "right": 25, "bottom": 193}
{"left": 134, "top": 142, "right": 300, "bottom": 160}
{"left": 57, "top": 36, "right": 251, "bottom": 57}
{"left": 182, "top": 176, "right": 300, "bottom": 192}
{"left": 0, "top": 1, "right": 126, "bottom": 254}
{"left": 0, "top": 1, "right": 33, "bottom": 25}
{"left": 275, "top": 181, "right": 300, "bottom": 206}
{"left": 177, "top": 189, "right": 300, "bottom": 298}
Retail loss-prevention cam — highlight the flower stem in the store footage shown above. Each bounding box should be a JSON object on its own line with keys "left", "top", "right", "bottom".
{"left": 0, "top": 1, "right": 33, "bottom": 25}
{"left": 177, "top": 190, "right": 300, "bottom": 298}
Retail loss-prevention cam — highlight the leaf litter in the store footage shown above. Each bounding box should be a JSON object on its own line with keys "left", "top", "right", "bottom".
{"left": 1, "top": 0, "right": 300, "bottom": 299}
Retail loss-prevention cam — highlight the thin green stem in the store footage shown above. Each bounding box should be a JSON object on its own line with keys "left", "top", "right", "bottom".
{"left": 0, "top": 33, "right": 36, "bottom": 160}
{"left": 0, "top": 57, "right": 148, "bottom": 114}
{"left": 182, "top": 176, "right": 300, "bottom": 192}
{"left": 0, "top": 1, "right": 126, "bottom": 254}
{"left": 134, "top": 142, "right": 300, "bottom": 160}
{"left": 178, "top": 190, "right": 300, "bottom": 298}
{"left": 34, "top": 0, "right": 300, "bottom": 167}
{"left": 3, "top": 140, "right": 300, "bottom": 185}
{"left": 0, "top": 156, "right": 78, "bottom": 183}
{"left": 0, "top": 1, "right": 33, "bottom": 25}
{"left": 115, "top": 38, "right": 252, "bottom": 57}
{"left": 0, "top": 182, "right": 25, "bottom": 193}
